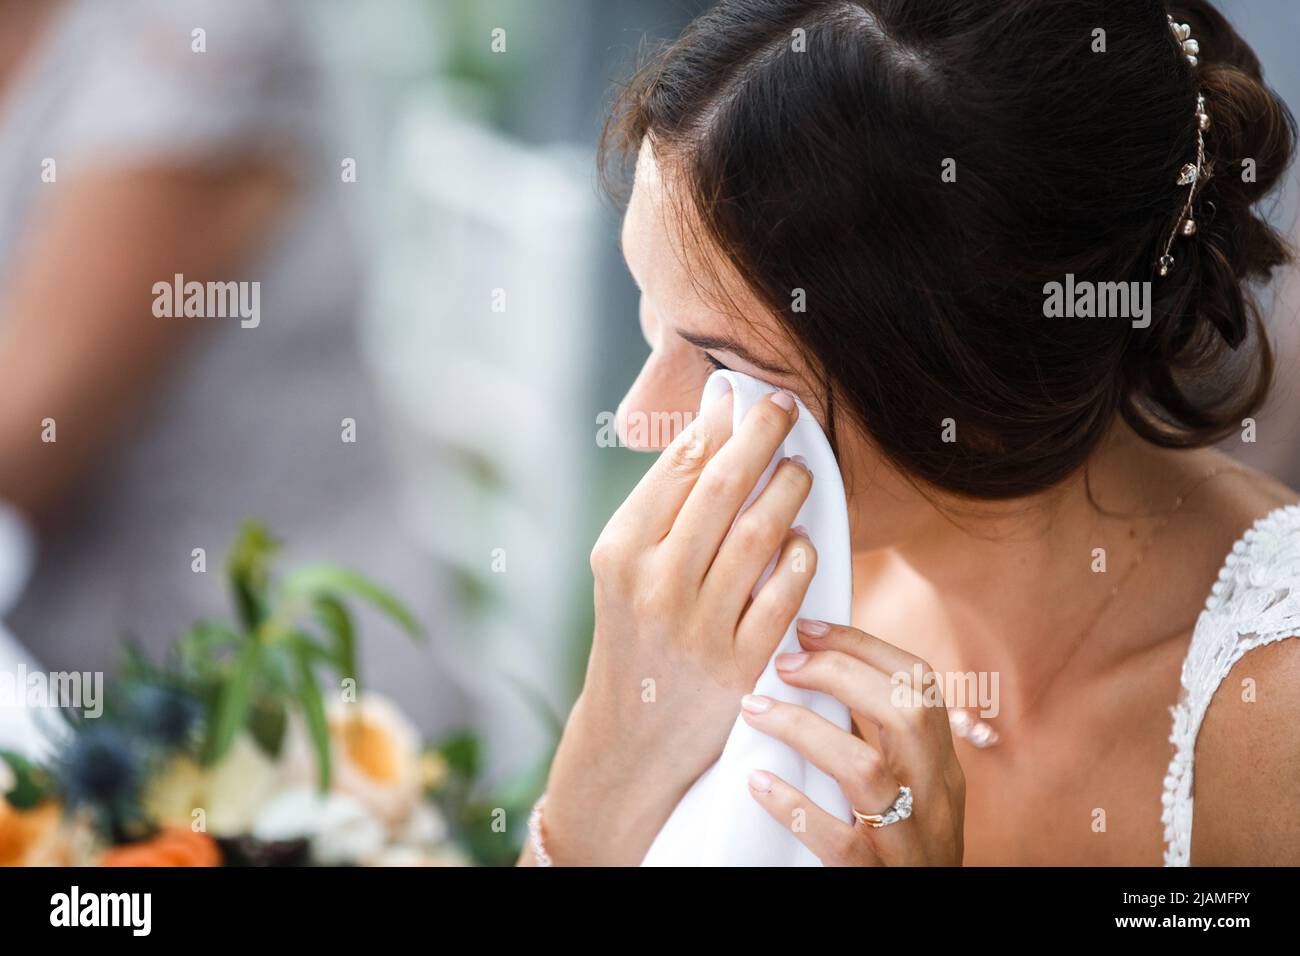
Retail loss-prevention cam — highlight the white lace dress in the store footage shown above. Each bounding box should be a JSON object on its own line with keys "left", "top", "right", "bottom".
{"left": 1161, "top": 503, "right": 1300, "bottom": 865}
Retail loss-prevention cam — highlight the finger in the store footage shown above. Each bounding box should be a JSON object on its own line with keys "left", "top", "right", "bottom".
{"left": 795, "top": 619, "right": 927, "bottom": 679}
{"left": 733, "top": 531, "right": 817, "bottom": 672}
{"left": 775, "top": 649, "right": 953, "bottom": 793}
{"left": 792, "top": 624, "right": 954, "bottom": 756}
{"left": 607, "top": 389, "right": 733, "bottom": 545}
{"left": 740, "top": 695, "right": 900, "bottom": 812}
{"left": 703, "top": 456, "right": 813, "bottom": 621}
{"left": 745, "top": 696, "right": 924, "bottom": 865}
{"left": 746, "top": 770, "right": 879, "bottom": 866}
{"left": 666, "top": 391, "right": 798, "bottom": 581}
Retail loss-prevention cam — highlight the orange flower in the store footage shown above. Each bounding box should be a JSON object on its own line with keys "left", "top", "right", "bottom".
{"left": 99, "top": 827, "right": 221, "bottom": 867}
{"left": 0, "top": 799, "right": 61, "bottom": 867}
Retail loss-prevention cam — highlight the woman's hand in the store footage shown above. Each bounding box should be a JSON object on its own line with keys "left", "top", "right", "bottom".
{"left": 540, "top": 389, "right": 817, "bottom": 864}
{"left": 741, "top": 620, "right": 966, "bottom": 866}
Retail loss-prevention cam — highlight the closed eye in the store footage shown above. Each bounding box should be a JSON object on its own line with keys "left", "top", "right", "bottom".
{"left": 677, "top": 329, "right": 790, "bottom": 377}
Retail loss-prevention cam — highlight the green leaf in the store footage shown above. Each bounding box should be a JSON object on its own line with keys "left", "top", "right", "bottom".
{"left": 287, "top": 634, "right": 334, "bottom": 665}
{"left": 226, "top": 520, "right": 280, "bottom": 631}
{"left": 247, "top": 698, "right": 288, "bottom": 758}
{"left": 204, "top": 640, "right": 262, "bottom": 764}
{"left": 257, "top": 642, "right": 295, "bottom": 695}
{"left": 314, "top": 595, "right": 358, "bottom": 685}
{"left": 177, "top": 620, "right": 240, "bottom": 680}
{"left": 283, "top": 564, "right": 422, "bottom": 640}
{"left": 118, "top": 641, "right": 162, "bottom": 683}
{"left": 290, "top": 635, "right": 331, "bottom": 792}
{"left": 0, "top": 750, "right": 52, "bottom": 810}
{"left": 436, "top": 731, "right": 480, "bottom": 780}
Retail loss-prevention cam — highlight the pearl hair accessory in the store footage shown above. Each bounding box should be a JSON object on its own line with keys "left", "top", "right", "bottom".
{"left": 1168, "top": 14, "right": 1200, "bottom": 67}
{"left": 1159, "top": 15, "right": 1211, "bottom": 277}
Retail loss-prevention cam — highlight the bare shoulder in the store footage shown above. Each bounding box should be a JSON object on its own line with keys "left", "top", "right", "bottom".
{"left": 1191, "top": 635, "right": 1300, "bottom": 865}
{"left": 1152, "top": 457, "right": 1296, "bottom": 614}
{"left": 1203, "top": 460, "right": 1297, "bottom": 538}
{"left": 1188, "top": 464, "right": 1300, "bottom": 864}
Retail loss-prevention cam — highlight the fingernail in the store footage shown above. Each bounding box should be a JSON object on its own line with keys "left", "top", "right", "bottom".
{"left": 741, "top": 693, "right": 772, "bottom": 714}
{"left": 796, "top": 618, "right": 830, "bottom": 637}
{"left": 791, "top": 524, "right": 810, "bottom": 539}
{"left": 770, "top": 391, "right": 795, "bottom": 412}
{"left": 788, "top": 454, "right": 811, "bottom": 476}
{"left": 775, "top": 652, "right": 809, "bottom": 671}
{"left": 747, "top": 770, "right": 774, "bottom": 793}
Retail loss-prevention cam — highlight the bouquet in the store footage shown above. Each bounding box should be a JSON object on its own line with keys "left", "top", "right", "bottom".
{"left": 0, "top": 522, "right": 535, "bottom": 867}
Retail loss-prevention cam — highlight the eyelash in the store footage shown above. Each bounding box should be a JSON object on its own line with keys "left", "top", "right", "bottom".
{"left": 704, "top": 352, "right": 730, "bottom": 372}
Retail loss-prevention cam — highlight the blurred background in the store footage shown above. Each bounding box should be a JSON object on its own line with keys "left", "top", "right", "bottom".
{"left": 0, "top": 0, "right": 1296, "bottom": 826}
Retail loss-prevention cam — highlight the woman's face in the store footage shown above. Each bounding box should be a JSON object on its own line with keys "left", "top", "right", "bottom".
{"left": 616, "top": 140, "right": 924, "bottom": 551}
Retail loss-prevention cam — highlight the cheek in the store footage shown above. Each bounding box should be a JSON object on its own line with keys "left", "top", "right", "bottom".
{"left": 833, "top": 426, "right": 923, "bottom": 548}
{"left": 616, "top": 347, "right": 709, "bottom": 451}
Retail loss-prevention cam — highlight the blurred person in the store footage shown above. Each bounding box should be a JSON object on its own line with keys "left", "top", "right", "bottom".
{"left": 528, "top": 0, "right": 1300, "bottom": 865}
{"left": 0, "top": 0, "right": 460, "bottom": 732}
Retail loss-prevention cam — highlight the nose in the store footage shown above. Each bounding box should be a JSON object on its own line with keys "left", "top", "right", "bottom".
{"left": 615, "top": 357, "right": 700, "bottom": 451}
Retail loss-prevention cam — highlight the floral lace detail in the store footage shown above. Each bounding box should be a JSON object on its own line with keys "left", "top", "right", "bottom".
{"left": 1162, "top": 503, "right": 1300, "bottom": 866}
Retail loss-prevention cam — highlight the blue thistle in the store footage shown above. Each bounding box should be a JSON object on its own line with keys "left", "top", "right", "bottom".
{"left": 52, "top": 724, "right": 150, "bottom": 843}
{"left": 121, "top": 683, "right": 203, "bottom": 750}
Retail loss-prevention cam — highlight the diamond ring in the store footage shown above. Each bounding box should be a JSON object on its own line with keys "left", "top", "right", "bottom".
{"left": 851, "top": 786, "right": 913, "bottom": 829}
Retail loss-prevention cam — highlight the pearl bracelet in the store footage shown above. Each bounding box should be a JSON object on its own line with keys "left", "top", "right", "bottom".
{"left": 527, "top": 794, "right": 553, "bottom": 867}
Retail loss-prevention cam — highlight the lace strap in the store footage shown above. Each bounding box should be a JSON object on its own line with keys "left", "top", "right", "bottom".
{"left": 1162, "top": 504, "right": 1300, "bottom": 866}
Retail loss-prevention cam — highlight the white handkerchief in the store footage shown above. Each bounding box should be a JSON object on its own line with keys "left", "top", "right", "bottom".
{"left": 642, "top": 370, "right": 854, "bottom": 866}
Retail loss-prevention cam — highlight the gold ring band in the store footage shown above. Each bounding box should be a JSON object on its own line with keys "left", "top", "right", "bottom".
{"left": 851, "top": 786, "right": 913, "bottom": 829}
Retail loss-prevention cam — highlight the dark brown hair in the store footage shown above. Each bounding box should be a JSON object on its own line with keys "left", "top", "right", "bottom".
{"left": 602, "top": 0, "right": 1296, "bottom": 499}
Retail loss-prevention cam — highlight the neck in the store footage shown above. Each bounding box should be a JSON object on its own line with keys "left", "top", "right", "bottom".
{"left": 857, "top": 427, "right": 1220, "bottom": 723}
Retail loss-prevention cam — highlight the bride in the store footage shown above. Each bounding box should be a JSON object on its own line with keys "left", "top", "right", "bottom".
{"left": 526, "top": 0, "right": 1300, "bottom": 865}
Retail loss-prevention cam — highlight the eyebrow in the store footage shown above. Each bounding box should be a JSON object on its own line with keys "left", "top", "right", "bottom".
{"left": 676, "top": 330, "right": 792, "bottom": 376}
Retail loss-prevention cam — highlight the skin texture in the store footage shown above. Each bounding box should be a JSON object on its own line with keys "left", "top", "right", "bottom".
{"left": 530, "top": 140, "right": 1300, "bottom": 866}
{"left": 1192, "top": 638, "right": 1300, "bottom": 864}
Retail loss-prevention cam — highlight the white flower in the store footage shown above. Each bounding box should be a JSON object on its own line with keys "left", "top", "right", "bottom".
{"left": 281, "top": 693, "right": 423, "bottom": 825}
{"left": 364, "top": 843, "right": 471, "bottom": 867}
{"left": 253, "top": 787, "right": 387, "bottom": 865}
{"left": 396, "top": 802, "right": 449, "bottom": 848}
{"left": 146, "top": 733, "right": 284, "bottom": 836}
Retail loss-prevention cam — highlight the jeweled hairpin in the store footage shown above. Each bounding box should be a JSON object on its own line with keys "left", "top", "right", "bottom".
{"left": 1159, "top": 15, "right": 1210, "bottom": 277}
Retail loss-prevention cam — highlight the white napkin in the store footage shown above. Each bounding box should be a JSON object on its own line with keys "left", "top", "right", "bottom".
{"left": 642, "top": 369, "right": 854, "bottom": 866}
